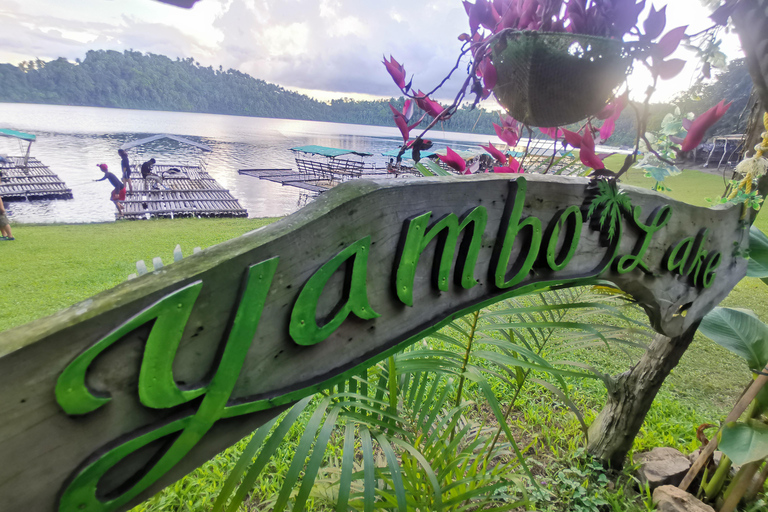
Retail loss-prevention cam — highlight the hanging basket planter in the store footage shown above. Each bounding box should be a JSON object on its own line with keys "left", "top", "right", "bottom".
{"left": 491, "top": 31, "right": 639, "bottom": 127}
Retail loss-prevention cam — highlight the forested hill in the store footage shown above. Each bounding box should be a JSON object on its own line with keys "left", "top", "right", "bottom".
{"left": 0, "top": 49, "right": 501, "bottom": 135}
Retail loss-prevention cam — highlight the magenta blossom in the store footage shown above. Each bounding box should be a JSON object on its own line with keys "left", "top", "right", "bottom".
{"left": 477, "top": 57, "right": 497, "bottom": 91}
{"left": 415, "top": 90, "right": 449, "bottom": 120}
{"left": 438, "top": 147, "right": 467, "bottom": 173}
{"left": 389, "top": 103, "right": 424, "bottom": 143}
{"left": 562, "top": 128, "right": 606, "bottom": 171}
{"left": 598, "top": 92, "right": 628, "bottom": 141}
{"left": 539, "top": 126, "right": 564, "bottom": 139}
{"left": 464, "top": 0, "right": 499, "bottom": 34}
{"left": 402, "top": 99, "right": 414, "bottom": 121}
{"left": 652, "top": 58, "right": 686, "bottom": 80}
{"left": 493, "top": 157, "right": 524, "bottom": 173}
{"left": 481, "top": 141, "right": 507, "bottom": 165}
{"left": 654, "top": 25, "right": 687, "bottom": 59}
{"left": 680, "top": 100, "right": 732, "bottom": 152}
{"left": 383, "top": 55, "right": 407, "bottom": 91}
{"left": 493, "top": 114, "right": 520, "bottom": 147}
{"left": 642, "top": 5, "right": 666, "bottom": 40}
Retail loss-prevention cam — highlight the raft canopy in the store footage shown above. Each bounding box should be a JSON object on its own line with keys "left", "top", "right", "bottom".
{"left": 290, "top": 145, "right": 372, "bottom": 158}
{"left": 120, "top": 134, "right": 212, "bottom": 152}
{"left": 0, "top": 129, "right": 36, "bottom": 142}
{"left": 381, "top": 148, "right": 437, "bottom": 160}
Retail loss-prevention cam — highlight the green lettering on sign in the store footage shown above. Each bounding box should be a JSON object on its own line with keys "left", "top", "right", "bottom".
{"left": 615, "top": 205, "right": 672, "bottom": 274}
{"left": 543, "top": 205, "right": 583, "bottom": 272}
{"left": 493, "top": 178, "right": 543, "bottom": 288}
{"left": 290, "top": 236, "right": 380, "bottom": 346}
{"left": 57, "top": 257, "right": 279, "bottom": 512}
{"left": 395, "top": 206, "right": 487, "bottom": 306}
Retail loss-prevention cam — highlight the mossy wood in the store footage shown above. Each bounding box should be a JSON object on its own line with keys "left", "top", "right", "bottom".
{"left": 0, "top": 174, "right": 748, "bottom": 512}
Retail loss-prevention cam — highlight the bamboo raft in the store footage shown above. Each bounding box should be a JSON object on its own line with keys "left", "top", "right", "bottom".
{"left": 238, "top": 169, "right": 332, "bottom": 194}
{"left": 0, "top": 156, "right": 73, "bottom": 201}
{"left": 121, "top": 163, "right": 247, "bottom": 219}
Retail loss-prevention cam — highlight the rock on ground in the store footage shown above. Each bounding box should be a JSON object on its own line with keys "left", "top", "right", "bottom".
{"left": 653, "top": 485, "right": 715, "bottom": 512}
{"left": 635, "top": 447, "right": 692, "bottom": 489}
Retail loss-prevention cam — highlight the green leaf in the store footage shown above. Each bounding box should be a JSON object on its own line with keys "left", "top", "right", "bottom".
{"left": 414, "top": 162, "right": 434, "bottom": 177}
{"left": 748, "top": 226, "right": 768, "bottom": 278}
{"left": 719, "top": 420, "right": 768, "bottom": 465}
{"left": 699, "top": 307, "right": 768, "bottom": 371}
{"left": 420, "top": 159, "right": 452, "bottom": 176}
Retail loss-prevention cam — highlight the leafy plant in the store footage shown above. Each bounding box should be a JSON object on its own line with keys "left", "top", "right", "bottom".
{"left": 585, "top": 179, "right": 633, "bottom": 243}
{"left": 207, "top": 287, "right": 650, "bottom": 511}
{"left": 695, "top": 306, "right": 768, "bottom": 511}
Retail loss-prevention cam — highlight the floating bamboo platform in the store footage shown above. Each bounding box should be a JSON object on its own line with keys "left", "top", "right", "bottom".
{"left": 238, "top": 168, "right": 334, "bottom": 194}
{"left": 121, "top": 163, "right": 247, "bottom": 220}
{"left": 0, "top": 156, "right": 73, "bottom": 201}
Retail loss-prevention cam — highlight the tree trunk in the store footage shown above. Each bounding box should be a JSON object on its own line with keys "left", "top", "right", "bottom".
{"left": 586, "top": 323, "right": 700, "bottom": 467}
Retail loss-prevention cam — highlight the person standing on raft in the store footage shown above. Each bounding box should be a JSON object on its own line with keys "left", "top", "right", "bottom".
{"left": 95, "top": 163, "right": 125, "bottom": 217}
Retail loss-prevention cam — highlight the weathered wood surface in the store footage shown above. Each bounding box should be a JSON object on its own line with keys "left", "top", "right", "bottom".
{"left": 0, "top": 156, "right": 73, "bottom": 201}
{"left": 0, "top": 174, "right": 748, "bottom": 512}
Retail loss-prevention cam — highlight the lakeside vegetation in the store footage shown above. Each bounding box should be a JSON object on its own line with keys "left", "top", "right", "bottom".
{"left": 1, "top": 165, "right": 764, "bottom": 510}
{"left": 0, "top": 50, "right": 501, "bottom": 136}
{"left": 0, "top": 50, "right": 753, "bottom": 146}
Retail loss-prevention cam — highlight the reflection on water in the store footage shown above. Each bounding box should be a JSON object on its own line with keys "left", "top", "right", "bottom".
{"left": 0, "top": 103, "right": 498, "bottom": 224}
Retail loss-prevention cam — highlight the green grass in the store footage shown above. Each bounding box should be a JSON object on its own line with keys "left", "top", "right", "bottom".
{"left": 0, "top": 218, "right": 276, "bottom": 330}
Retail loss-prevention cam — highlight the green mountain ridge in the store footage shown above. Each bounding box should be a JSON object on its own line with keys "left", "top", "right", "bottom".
{"left": 0, "top": 49, "right": 501, "bottom": 136}
{"left": 0, "top": 50, "right": 752, "bottom": 146}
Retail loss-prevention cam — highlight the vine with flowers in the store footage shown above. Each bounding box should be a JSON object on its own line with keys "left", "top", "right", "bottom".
{"left": 380, "top": 0, "right": 759, "bottom": 469}
{"left": 382, "top": 0, "right": 737, "bottom": 190}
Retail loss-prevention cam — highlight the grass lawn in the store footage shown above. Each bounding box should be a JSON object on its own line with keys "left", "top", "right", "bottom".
{"left": 0, "top": 218, "right": 276, "bottom": 330}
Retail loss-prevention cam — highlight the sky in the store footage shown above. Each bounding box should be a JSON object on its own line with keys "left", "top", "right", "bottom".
{"left": 0, "top": 0, "right": 745, "bottom": 105}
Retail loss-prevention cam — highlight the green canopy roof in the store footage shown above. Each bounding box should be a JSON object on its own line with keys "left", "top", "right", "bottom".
{"left": 0, "top": 129, "right": 36, "bottom": 142}
{"left": 290, "top": 145, "right": 372, "bottom": 158}
{"left": 381, "top": 148, "right": 437, "bottom": 160}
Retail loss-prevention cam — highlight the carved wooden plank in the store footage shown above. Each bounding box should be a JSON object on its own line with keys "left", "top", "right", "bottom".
{"left": 0, "top": 174, "right": 748, "bottom": 512}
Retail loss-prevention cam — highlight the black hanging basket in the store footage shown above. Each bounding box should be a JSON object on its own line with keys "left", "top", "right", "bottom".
{"left": 491, "top": 31, "right": 638, "bottom": 127}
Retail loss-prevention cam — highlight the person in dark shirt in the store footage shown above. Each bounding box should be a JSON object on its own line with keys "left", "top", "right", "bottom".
{"left": 141, "top": 158, "right": 157, "bottom": 191}
{"left": 95, "top": 163, "right": 125, "bottom": 216}
{"left": 118, "top": 149, "right": 133, "bottom": 193}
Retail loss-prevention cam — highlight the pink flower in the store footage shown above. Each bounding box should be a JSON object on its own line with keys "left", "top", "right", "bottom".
{"left": 654, "top": 26, "right": 687, "bottom": 59}
{"left": 493, "top": 114, "right": 520, "bottom": 147}
{"left": 464, "top": 0, "right": 499, "bottom": 34}
{"left": 598, "top": 92, "right": 628, "bottom": 141}
{"left": 493, "top": 157, "right": 524, "bottom": 173}
{"left": 415, "top": 90, "right": 449, "bottom": 120}
{"left": 481, "top": 141, "right": 507, "bottom": 165}
{"left": 382, "top": 55, "right": 407, "bottom": 91}
{"left": 561, "top": 128, "right": 584, "bottom": 148}
{"left": 390, "top": 102, "right": 425, "bottom": 143}
{"left": 402, "top": 99, "right": 414, "bottom": 121}
{"left": 578, "top": 129, "right": 606, "bottom": 170}
{"left": 652, "top": 58, "right": 686, "bottom": 80}
{"left": 562, "top": 128, "right": 605, "bottom": 171}
{"left": 438, "top": 147, "right": 466, "bottom": 173}
{"left": 680, "top": 100, "right": 732, "bottom": 152}
{"left": 477, "top": 57, "right": 497, "bottom": 90}
{"left": 642, "top": 5, "right": 666, "bottom": 40}
{"left": 539, "top": 126, "right": 564, "bottom": 139}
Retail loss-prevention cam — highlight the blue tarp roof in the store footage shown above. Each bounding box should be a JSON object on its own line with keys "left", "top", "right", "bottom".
{"left": 0, "top": 129, "right": 36, "bottom": 142}
{"left": 381, "top": 148, "right": 437, "bottom": 160}
{"left": 290, "top": 145, "right": 372, "bottom": 157}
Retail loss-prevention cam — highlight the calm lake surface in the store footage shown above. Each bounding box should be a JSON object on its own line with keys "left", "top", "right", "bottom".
{"left": 0, "top": 103, "right": 500, "bottom": 224}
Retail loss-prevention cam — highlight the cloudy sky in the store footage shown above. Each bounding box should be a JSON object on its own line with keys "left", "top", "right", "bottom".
{"left": 0, "top": 0, "right": 744, "bottom": 103}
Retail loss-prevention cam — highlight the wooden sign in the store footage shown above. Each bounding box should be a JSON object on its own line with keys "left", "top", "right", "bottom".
{"left": 0, "top": 174, "right": 748, "bottom": 512}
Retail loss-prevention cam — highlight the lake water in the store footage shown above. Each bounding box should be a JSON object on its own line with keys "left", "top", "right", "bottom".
{"left": 0, "top": 103, "right": 502, "bottom": 224}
